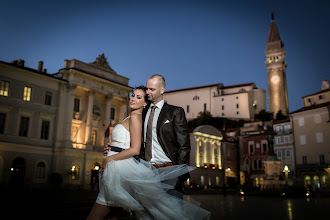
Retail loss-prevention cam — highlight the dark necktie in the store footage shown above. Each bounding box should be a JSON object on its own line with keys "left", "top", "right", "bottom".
{"left": 145, "top": 106, "right": 156, "bottom": 161}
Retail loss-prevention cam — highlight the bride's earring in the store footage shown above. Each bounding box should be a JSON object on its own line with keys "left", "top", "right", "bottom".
{"left": 143, "top": 105, "right": 146, "bottom": 109}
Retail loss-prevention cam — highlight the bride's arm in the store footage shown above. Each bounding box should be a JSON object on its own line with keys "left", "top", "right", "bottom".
{"left": 101, "top": 113, "right": 142, "bottom": 167}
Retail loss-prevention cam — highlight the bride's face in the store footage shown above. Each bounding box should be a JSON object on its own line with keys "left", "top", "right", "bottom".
{"left": 129, "top": 89, "right": 147, "bottom": 111}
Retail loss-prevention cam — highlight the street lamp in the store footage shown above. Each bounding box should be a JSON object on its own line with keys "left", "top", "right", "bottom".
{"left": 283, "top": 165, "right": 290, "bottom": 184}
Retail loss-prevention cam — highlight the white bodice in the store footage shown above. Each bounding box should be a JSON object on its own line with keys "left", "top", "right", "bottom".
{"left": 110, "top": 124, "right": 130, "bottom": 150}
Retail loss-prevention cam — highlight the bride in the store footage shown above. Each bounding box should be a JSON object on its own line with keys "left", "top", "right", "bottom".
{"left": 87, "top": 86, "right": 210, "bottom": 220}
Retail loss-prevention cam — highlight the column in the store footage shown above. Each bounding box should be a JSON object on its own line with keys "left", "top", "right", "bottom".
{"left": 85, "top": 90, "right": 95, "bottom": 147}
{"left": 210, "top": 140, "right": 215, "bottom": 165}
{"left": 217, "top": 142, "right": 222, "bottom": 169}
{"left": 203, "top": 138, "right": 207, "bottom": 165}
{"left": 64, "top": 83, "right": 76, "bottom": 148}
{"left": 105, "top": 94, "right": 113, "bottom": 128}
{"left": 119, "top": 98, "right": 128, "bottom": 121}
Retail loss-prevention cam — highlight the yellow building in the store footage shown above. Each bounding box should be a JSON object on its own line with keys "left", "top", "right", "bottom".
{"left": 189, "top": 125, "right": 238, "bottom": 189}
{"left": 0, "top": 54, "right": 131, "bottom": 190}
{"left": 291, "top": 80, "right": 330, "bottom": 191}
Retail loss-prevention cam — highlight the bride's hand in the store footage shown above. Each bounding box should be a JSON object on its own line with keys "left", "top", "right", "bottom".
{"left": 101, "top": 157, "right": 111, "bottom": 172}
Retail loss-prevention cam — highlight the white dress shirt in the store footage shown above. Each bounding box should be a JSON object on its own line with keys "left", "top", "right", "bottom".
{"left": 144, "top": 99, "right": 172, "bottom": 164}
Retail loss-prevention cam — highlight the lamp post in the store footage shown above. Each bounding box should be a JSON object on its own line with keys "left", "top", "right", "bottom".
{"left": 283, "top": 165, "right": 290, "bottom": 184}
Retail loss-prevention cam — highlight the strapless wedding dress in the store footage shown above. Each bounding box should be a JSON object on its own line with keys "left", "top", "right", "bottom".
{"left": 96, "top": 123, "right": 210, "bottom": 220}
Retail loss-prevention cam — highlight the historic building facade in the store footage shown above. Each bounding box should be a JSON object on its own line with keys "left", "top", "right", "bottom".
{"left": 164, "top": 82, "right": 266, "bottom": 120}
{"left": 239, "top": 121, "right": 272, "bottom": 188}
{"left": 0, "top": 54, "right": 132, "bottom": 190}
{"left": 265, "top": 14, "right": 289, "bottom": 117}
{"left": 189, "top": 125, "right": 238, "bottom": 189}
{"left": 273, "top": 118, "right": 295, "bottom": 186}
{"left": 291, "top": 80, "right": 330, "bottom": 191}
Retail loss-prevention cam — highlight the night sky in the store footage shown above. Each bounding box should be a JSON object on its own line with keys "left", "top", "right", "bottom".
{"left": 1, "top": 0, "right": 329, "bottom": 112}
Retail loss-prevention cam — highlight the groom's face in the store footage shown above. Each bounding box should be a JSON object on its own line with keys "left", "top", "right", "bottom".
{"left": 146, "top": 78, "right": 164, "bottom": 104}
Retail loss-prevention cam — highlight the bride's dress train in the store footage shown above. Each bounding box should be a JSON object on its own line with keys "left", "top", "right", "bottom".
{"left": 96, "top": 124, "right": 210, "bottom": 220}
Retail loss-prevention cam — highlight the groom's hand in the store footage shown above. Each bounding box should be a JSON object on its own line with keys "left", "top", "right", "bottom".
{"left": 103, "top": 144, "right": 110, "bottom": 156}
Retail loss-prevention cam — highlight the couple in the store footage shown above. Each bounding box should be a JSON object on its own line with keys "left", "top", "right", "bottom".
{"left": 87, "top": 75, "right": 210, "bottom": 220}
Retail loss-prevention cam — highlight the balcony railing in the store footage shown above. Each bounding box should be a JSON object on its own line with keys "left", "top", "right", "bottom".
{"left": 274, "top": 129, "right": 292, "bottom": 135}
{"left": 296, "top": 163, "right": 329, "bottom": 169}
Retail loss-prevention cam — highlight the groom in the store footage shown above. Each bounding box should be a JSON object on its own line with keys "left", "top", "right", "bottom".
{"left": 142, "top": 74, "right": 190, "bottom": 168}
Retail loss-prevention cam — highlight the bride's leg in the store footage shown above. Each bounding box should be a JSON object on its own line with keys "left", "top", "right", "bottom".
{"left": 87, "top": 203, "right": 111, "bottom": 220}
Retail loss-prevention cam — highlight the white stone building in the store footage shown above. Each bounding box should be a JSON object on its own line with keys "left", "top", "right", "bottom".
{"left": 164, "top": 83, "right": 266, "bottom": 120}
{"left": 0, "top": 55, "right": 132, "bottom": 190}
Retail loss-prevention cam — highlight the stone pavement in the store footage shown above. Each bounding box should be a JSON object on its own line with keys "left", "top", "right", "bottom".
{"left": 2, "top": 190, "right": 330, "bottom": 220}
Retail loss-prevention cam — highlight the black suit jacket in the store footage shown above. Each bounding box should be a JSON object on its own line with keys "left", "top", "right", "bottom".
{"left": 140, "top": 102, "right": 191, "bottom": 165}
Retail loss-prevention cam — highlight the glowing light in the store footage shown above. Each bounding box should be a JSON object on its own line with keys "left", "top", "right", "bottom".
{"left": 71, "top": 166, "right": 76, "bottom": 171}
{"left": 283, "top": 165, "right": 290, "bottom": 173}
{"left": 11, "top": 168, "right": 14, "bottom": 171}
{"left": 94, "top": 165, "right": 100, "bottom": 171}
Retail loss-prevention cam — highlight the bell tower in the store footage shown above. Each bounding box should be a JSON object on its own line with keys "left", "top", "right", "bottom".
{"left": 265, "top": 13, "right": 289, "bottom": 117}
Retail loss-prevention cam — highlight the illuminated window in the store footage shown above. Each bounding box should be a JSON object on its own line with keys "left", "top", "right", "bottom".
{"left": 321, "top": 175, "right": 328, "bottom": 187}
{"left": 0, "top": 80, "right": 10, "bottom": 96}
{"left": 304, "top": 176, "right": 311, "bottom": 188}
{"left": 313, "top": 176, "right": 320, "bottom": 188}
{"left": 23, "top": 86, "right": 32, "bottom": 101}
{"left": 91, "top": 130, "right": 97, "bottom": 146}
{"left": 71, "top": 164, "right": 80, "bottom": 180}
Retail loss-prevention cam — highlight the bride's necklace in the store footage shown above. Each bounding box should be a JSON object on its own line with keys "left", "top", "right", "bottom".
{"left": 130, "top": 112, "right": 142, "bottom": 115}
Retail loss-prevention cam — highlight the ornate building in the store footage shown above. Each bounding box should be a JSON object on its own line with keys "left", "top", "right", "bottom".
{"left": 0, "top": 54, "right": 131, "bottom": 190}
{"left": 189, "top": 125, "right": 238, "bottom": 189}
{"left": 265, "top": 14, "right": 289, "bottom": 116}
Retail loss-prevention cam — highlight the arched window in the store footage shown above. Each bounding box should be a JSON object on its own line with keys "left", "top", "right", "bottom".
{"left": 36, "top": 162, "right": 46, "bottom": 179}
{"left": 304, "top": 175, "right": 311, "bottom": 188}
{"left": 321, "top": 175, "right": 328, "bottom": 187}
{"left": 313, "top": 176, "right": 320, "bottom": 188}
{"left": 71, "top": 164, "right": 80, "bottom": 180}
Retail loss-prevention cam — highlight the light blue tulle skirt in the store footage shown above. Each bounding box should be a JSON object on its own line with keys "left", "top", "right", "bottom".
{"left": 96, "top": 157, "right": 210, "bottom": 220}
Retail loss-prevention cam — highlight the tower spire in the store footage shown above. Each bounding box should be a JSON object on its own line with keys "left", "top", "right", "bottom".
{"left": 266, "top": 13, "right": 283, "bottom": 50}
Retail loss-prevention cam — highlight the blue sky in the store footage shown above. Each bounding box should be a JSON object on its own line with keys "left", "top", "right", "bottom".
{"left": 1, "top": 0, "right": 329, "bottom": 112}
